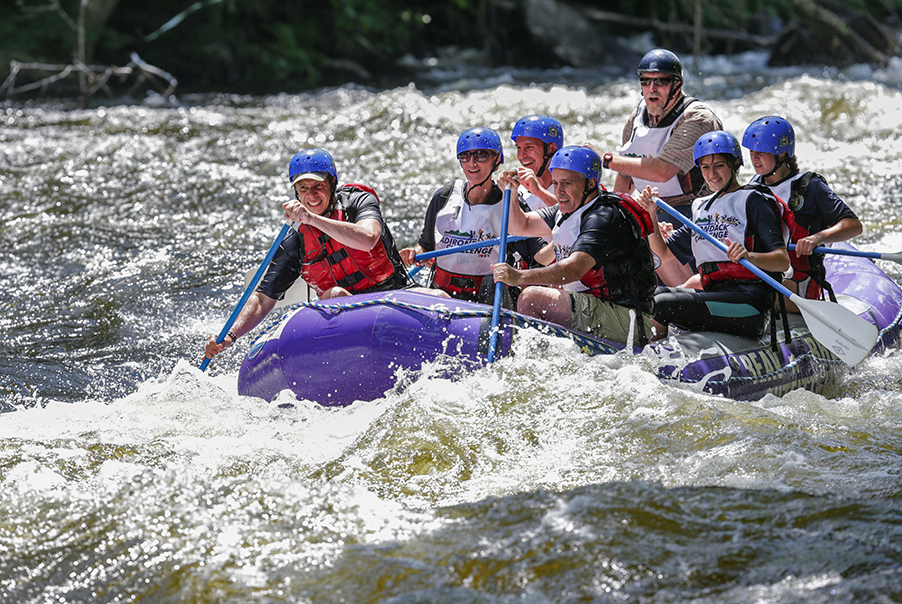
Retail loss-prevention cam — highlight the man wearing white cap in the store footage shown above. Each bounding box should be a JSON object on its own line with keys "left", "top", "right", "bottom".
{"left": 203, "top": 148, "right": 406, "bottom": 361}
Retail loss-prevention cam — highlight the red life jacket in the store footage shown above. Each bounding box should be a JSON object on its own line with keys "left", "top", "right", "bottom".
{"left": 298, "top": 184, "right": 399, "bottom": 295}
{"left": 576, "top": 192, "right": 656, "bottom": 302}
{"left": 698, "top": 185, "right": 796, "bottom": 290}
{"left": 431, "top": 269, "right": 485, "bottom": 300}
{"left": 782, "top": 173, "right": 829, "bottom": 299}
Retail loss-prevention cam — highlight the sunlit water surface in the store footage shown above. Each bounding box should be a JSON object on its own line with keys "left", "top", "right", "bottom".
{"left": 2, "top": 53, "right": 902, "bottom": 602}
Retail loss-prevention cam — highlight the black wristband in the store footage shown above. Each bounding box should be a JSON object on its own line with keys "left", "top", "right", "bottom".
{"left": 227, "top": 331, "right": 238, "bottom": 343}
{"left": 603, "top": 153, "right": 613, "bottom": 170}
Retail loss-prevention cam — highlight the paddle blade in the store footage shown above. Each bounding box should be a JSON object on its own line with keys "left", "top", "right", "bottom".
{"left": 792, "top": 295, "right": 878, "bottom": 365}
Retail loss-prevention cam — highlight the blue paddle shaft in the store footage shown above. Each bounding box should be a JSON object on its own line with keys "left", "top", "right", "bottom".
{"left": 655, "top": 198, "right": 793, "bottom": 299}
{"left": 788, "top": 243, "right": 891, "bottom": 262}
{"left": 487, "top": 186, "right": 513, "bottom": 363}
{"left": 413, "top": 236, "right": 527, "bottom": 262}
{"left": 200, "top": 222, "right": 293, "bottom": 371}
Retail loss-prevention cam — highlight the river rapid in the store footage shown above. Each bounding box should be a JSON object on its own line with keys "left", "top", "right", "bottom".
{"left": 2, "top": 53, "right": 902, "bottom": 603}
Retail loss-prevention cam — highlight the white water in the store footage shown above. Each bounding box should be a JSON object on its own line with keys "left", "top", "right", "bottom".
{"left": 3, "top": 53, "right": 902, "bottom": 602}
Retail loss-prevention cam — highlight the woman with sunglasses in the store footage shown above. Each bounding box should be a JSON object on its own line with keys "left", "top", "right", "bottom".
{"left": 400, "top": 126, "right": 543, "bottom": 303}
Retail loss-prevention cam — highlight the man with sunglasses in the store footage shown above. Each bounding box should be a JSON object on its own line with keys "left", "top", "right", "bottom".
{"left": 604, "top": 48, "right": 722, "bottom": 219}
{"left": 203, "top": 148, "right": 408, "bottom": 361}
{"left": 400, "top": 127, "right": 543, "bottom": 304}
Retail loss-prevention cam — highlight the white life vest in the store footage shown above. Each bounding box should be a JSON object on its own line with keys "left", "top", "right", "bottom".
{"left": 518, "top": 182, "right": 555, "bottom": 212}
{"left": 619, "top": 99, "right": 688, "bottom": 198}
{"left": 433, "top": 179, "right": 506, "bottom": 277}
{"left": 750, "top": 172, "right": 808, "bottom": 213}
{"left": 550, "top": 199, "right": 595, "bottom": 293}
{"left": 690, "top": 188, "right": 790, "bottom": 267}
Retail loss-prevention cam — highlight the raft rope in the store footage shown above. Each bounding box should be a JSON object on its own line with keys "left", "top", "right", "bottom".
{"left": 247, "top": 293, "right": 902, "bottom": 393}
{"left": 248, "top": 295, "right": 621, "bottom": 355}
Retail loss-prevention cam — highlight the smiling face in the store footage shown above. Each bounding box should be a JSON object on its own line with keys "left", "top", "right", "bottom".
{"left": 515, "top": 136, "right": 550, "bottom": 173}
{"left": 293, "top": 178, "right": 332, "bottom": 215}
{"left": 551, "top": 168, "right": 594, "bottom": 214}
{"left": 698, "top": 153, "right": 737, "bottom": 192}
{"left": 458, "top": 150, "right": 498, "bottom": 186}
{"left": 640, "top": 72, "right": 676, "bottom": 117}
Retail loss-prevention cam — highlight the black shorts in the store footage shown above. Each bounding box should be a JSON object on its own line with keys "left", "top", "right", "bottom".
{"left": 653, "top": 282, "right": 774, "bottom": 338}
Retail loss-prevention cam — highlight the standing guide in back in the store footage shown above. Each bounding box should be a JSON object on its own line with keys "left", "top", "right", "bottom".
{"left": 742, "top": 116, "right": 863, "bottom": 312}
{"left": 603, "top": 49, "right": 722, "bottom": 220}
{"left": 492, "top": 146, "right": 658, "bottom": 346}
{"left": 203, "top": 148, "right": 408, "bottom": 360}
{"left": 635, "top": 131, "right": 790, "bottom": 340}
{"left": 400, "top": 127, "right": 544, "bottom": 305}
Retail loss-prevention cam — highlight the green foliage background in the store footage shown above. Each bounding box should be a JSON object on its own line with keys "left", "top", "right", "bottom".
{"left": 1, "top": 0, "right": 900, "bottom": 94}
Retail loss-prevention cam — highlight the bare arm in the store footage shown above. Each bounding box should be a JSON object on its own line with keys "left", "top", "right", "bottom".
{"left": 613, "top": 172, "right": 634, "bottom": 194}
{"left": 794, "top": 217, "right": 863, "bottom": 255}
{"left": 634, "top": 186, "right": 675, "bottom": 262}
{"left": 283, "top": 200, "right": 382, "bottom": 251}
{"left": 634, "top": 186, "right": 694, "bottom": 286}
{"left": 725, "top": 239, "right": 790, "bottom": 273}
{"left": 204, "top": 291, "right": 278, "bottom": 358}
{"left": 518, "top": 167, "right": 557, "bottom": 206}
{"left": 607, "top": 155, "right": 681, "bottom": 184}
{"left": 492, "top": 251, "right": 595, "bottom": 288}
{"left": 504, "top": 186, "right": 553, "bottom": 239}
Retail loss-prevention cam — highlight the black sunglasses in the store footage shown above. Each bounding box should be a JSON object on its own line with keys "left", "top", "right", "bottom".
{"left": 457, "top": 150, "right": 494, "bottom": 163}
{"left": 639, "top": 76, "right": 674, "bottom": 87}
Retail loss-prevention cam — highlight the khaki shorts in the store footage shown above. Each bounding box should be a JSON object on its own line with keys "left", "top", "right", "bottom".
{"left": 568, "top": 292, "right": 653, "bottom": 346}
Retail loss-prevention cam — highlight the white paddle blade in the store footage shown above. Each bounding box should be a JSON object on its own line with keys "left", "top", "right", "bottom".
{"left": 792, "top": 295, "right": 878, "bottom": 365}
{"left": 243, "top": 269, "right": 315, "bottom": 308}
{"left": 881, "top": 252, "right": 902, "bottom": 265}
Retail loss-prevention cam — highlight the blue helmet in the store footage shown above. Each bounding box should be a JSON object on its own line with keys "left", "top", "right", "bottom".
{"left": 511, "top": 114, "right": 564, "bottom": 149}
{"left": 549, "top": 145, "right": 602, "bottom": 185}
{"left": 457, "top": 127, "right": 504, "bottom": 164}
{"left": 637, "top": 48, "right": 683, "bottom": 80}
{"left": 742, "top": 115, "right": 795, "bottom": 157}
{"left": 288, "top": 148, "right": 337, "bottom": 187}
{"left": 693, "top": 131, "right": 743, "bottom": 167}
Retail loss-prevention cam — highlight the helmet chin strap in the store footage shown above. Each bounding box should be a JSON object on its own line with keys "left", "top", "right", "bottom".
{"left": 464, "top": 157, "right": 499, "bottom": 203}
{"left": 535, "top": 143, "right": 553, "bottom": 178}
{"left": 579, "top": 178, "right": 597, "bottom": 207}
{"left": 762, "top": 154, "right": 786, "bottom": 179}
{"left": 663, "top": 80, "right": 682, "bottom": 113}
{"left": 711, "top": 167, "right": 739, "bottom": 201}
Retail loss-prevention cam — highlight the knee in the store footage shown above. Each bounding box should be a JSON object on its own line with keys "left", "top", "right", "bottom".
{"left": 321, "top": 287, "right": 351, "bottom": 300}
{"left": 516, "top": 286, "right": 541, "bottom": 315}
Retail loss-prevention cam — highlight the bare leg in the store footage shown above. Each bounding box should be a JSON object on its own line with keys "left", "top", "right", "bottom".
{"left": 516, "top": 286, "right": 572, "bottom": 328}
{"left": 320, "top": 286, "right": 352, "bottom": 300}
{"left": 781, "top": 280, "right": 800, "bottom": 313}
{"left": 407, "top": 286, "right": 452, "bottom": 299}
{"left": 657, "top": 257, "right": 694, "bottom": 287}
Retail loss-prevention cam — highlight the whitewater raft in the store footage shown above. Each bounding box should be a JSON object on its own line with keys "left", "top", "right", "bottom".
{"left": 238, "top": 243, "right": 902, "bottom": 405}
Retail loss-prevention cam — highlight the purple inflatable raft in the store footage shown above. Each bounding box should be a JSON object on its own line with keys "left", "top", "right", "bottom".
{"left": 238, "top": 243, "right": 902, "bottom": 406}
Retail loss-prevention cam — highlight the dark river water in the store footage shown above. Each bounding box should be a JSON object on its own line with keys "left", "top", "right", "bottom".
{"left": 2, "top": 53, "right": 902, "bottom": 602}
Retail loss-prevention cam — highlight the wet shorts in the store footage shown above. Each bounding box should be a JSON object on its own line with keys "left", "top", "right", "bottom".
{"left": 568, "top": 291, "right": 653, "bottom": 346}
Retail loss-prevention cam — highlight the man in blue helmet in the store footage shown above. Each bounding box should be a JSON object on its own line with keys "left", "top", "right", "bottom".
{"left": 401, "top": 127, "right": 544, "bottom": 304}
{"left": 492, "top": 146, "right": 658, "bottom": 346}
{"left": 499, "top": 114, "right": 564, "bottom": 211}
{"left": 204, "top": 148, "right": 407, "bottom": 360}
{"left": 742, "top": 115, "right": 861, "bottom": 310}
{"left": 603, "top": 48, "right": 722, "bottom": 218}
